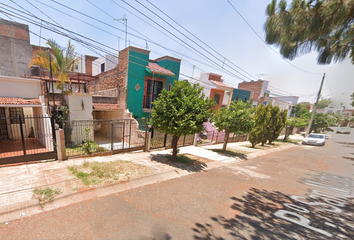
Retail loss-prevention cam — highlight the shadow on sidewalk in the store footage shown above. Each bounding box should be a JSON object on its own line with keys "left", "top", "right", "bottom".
{"left": 150, "top": 154, "right": 207, "bottom": 173}
{"left": 191, "top": 188, "right": 354, "bottom": 240}
{"left": 210, "top": 149, "right": 247, "bottom": 160}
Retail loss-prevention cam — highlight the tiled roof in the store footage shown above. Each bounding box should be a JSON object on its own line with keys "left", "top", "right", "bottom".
{"left": 210, "top": 80, "right": 233, "bottom": 89}
{"left": 92, "top": 103, "right": 124, "bottom": 110}
{"left": 146, "top": 62, "right": 175, "bottom": 76}
{"left": 0, "top": 97, "right": 41, "bottom": 106}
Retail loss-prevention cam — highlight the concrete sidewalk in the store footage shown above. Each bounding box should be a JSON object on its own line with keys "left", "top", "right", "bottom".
{"left": 0, "top": 136, "right": 302, "bottom": 223}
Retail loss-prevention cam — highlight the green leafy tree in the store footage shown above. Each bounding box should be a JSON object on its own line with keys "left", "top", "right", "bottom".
{"left": 284, "top": 117, "right": 309, "bottom": 141}
{"left": 311, "top": 113, "right": 329, "bottom": 132}
{"left": 213, "top": 101, "right": 255, "bottom": 151}
{"left": 317, "top": 98, "right": 332, "bottom": 109}
{"left": 151, "top": 81, "right": 215, "bottom": 161}
{"left": 262, "top": 103, "right": 273, "bottom": 145}
{"left": 29, "top": 39, "right": 78, "bottom": 92}
{"left": 351, "top": 92, "right": 354, "bottom": 107}
{"left": 249, "top": 104, "right": 270, "bottom": 147}
{"left": 327, "top": 113, "right": 342, "bottom": 126}
{"left": 265, "top": 0, "right": 354, "bottom": 64}
{"left": 292, "top": 104, "right": 311, "bottom": 119}
{"left": 267, "top": 105, "right": 287, "bottom": 144}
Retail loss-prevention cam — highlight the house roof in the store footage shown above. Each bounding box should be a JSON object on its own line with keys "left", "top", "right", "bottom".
{"left": 0, "top": 97, "right": 41, "bottom": 106}
{"left": 145, "top": 62, "right": 175, "bottom": 76}
{"left": 210, "top": 80, "right": 233, "bottom": 89}
{"left": 92, "top": 103, "right": 124, "bottom": 110}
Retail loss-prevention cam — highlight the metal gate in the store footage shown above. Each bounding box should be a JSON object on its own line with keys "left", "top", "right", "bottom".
{"left": 0, "top": 115, "right": 57, "bottom": 165}
{"left": 63, "top": 119, "right": 147, "bottom": 157}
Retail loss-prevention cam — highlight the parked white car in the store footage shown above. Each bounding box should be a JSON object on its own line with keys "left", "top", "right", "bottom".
{"left": 302, "top": 133, "right": 326, "bottom": 146}
{"left": 336, "top": 127, "right": 351, "bottom": 134}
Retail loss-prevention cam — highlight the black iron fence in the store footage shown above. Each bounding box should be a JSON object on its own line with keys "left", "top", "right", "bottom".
{"left": 0, "top": 115, "right": 56, "bottom": 165}
{"left": 150, "top": 128, "right": 195, "bottom": 149}
{"left": 63, "top": 118, "right": 147, "bottom": 157}
{"left": 199, "top": 130, "right": 248, "bottom": 145}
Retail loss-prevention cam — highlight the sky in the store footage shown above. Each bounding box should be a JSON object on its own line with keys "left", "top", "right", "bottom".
{"left": 1, "top": 0, "right": 353, "bottom": 107}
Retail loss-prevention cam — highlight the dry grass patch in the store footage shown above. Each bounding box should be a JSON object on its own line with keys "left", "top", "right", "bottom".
{"left": 33, "top": 187, "right": 62, "bottom": 207}
{"left": 68, "top": 161, "right": 154, "bottom": 188}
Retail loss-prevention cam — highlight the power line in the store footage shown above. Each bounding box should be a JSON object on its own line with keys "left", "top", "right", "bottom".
{"left": 85, "top": 0, "right": 206, "bottom": 73}
{"left": 226, "top": 0, "right": 322, "bottom": 75}
{"left": 123, "top": 0, "right": 253, "bottom": 81}
{"left": 43, "top": 0, "right": 232, "bottom": 78}
{"left": 144, "top": 0, "right": 256, "bottom": 80}
{"left": 116, "top": 0, "right": 249, "bottom": 82}
{"left": 31, "top": 0, "right": 240, "bottom": 80}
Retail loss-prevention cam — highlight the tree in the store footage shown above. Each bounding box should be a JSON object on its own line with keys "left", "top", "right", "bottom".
{"left": 292, "top": 104, "right": 311, "bottom": 119}
{"left": 213, "top": 101, "right": 255, "bottom": 151}
{"left": 351, "top": 92, "right": 354, "bottom": 107}
{"left": 317, "top": 98, "right": 332, "bottom": 109}
{"left": 249, "top": 104, "right": 270, "bottom": 148}
{"left": 265, "top": 0, "right": 354, "bottom": 64}
{"left": 284, "top": 117, "right": 309, "bottom": 141}
{"left": 151, "top": 81, "right": 214, "bottom": 161}
{"left": 311, "top": 113, "right": 329, "bottom": 132}
{"left": 267, "top": 105, "right": 287, "bottom": 144}
{"left": 29, "top": 39, "right": 78, "bottom": 93}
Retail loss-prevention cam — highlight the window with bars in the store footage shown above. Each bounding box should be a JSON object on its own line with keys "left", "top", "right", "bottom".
{"left": 9, "top": 108, "right": 25, "bottom": 124}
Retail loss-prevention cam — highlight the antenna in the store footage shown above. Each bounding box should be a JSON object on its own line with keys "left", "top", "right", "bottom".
{"left": 114, "top": 14, "right": 128, "bottom": 48}
{"left": 255, "top": 73, "right": 265, "bottom": 80}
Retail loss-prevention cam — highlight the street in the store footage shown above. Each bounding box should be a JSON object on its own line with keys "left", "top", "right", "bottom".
{"left": 0, "top": 131, "right": 353, "bottom": 240}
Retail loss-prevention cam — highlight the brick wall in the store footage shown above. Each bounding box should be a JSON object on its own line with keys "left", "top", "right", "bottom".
{"left": 85, "top": 55, "right": 98, "bottom": 75}
{"left": 208, "top": 73, "right": 222, "bottom": 82}
{"left": 0, "top": 20, "right": 32, "bottom": 77}
{"left": 0, "top": 20, "right": 29, "bottom": 41}
{"left": 238, "top": 81, "right": 264, "bottom": 103}
{"left": 86, "top": 48, "right": 129, "bottom": 109}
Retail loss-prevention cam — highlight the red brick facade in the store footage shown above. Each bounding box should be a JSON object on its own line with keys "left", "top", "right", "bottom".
{"left": 208, "top": 73, "right": 222, "bottom": 82}
{"left": 85, "top": 55, "right": 98, "bottom": 76}
{"left": 0, "top": 22, "right": 29, "bottom": 41}
{"left": 238, "top": 80, "right": 265, "bottom": 103}
{"left": 86, "top": 48, "right": 129, "bottom": 110}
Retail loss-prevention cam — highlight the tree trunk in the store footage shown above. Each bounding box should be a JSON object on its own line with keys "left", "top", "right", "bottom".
{"left": 222, "top": 130, "right": 229, "bottom": 151}
{"left": 171, "top": 136, "right": 180, "bottom": 161}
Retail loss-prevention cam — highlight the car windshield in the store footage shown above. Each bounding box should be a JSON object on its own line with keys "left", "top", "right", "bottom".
{"left": 308, "top": 134, "right": 324, "bottom": 139}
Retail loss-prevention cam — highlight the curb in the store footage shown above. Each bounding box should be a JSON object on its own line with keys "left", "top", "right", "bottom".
{"left": 246, "top": 143, "right": 299, "bottom": 159}
{"left": 0, "top": 143, "right": 298, "bottom": 223}
{"left": 0, "top": 160, "right": 225, "bottom": 223}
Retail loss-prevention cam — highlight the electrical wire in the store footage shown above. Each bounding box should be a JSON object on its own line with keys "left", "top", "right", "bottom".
{"left": 226, "top": 0, "right": 322, "bottom": 75}
{"left": 142, "top": 0, "right": 256, "bottom": 80}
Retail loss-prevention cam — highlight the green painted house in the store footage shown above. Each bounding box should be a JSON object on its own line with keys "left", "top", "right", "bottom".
{"left": 232, "top": 88, "right": 251, "bottom": 102}
{"left": 122, "top": 47, "right": 181, "bottom": 119}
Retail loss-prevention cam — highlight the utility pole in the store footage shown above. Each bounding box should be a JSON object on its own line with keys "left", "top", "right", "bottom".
{"left": 114, "top": 14, "right": 128, "bottom": 48}
{"left": 305, "top": 73, "right": 326, "bottom": 136}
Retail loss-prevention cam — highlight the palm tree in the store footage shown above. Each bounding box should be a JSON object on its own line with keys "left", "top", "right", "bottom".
{"left": 29, "top": 39, "right": 78, "bottom": 92}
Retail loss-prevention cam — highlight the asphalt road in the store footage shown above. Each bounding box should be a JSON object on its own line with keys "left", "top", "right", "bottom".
{"left": 0, "top": 131, "right": 353, "bottom": 240}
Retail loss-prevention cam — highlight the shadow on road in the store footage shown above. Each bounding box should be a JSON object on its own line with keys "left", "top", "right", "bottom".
{"left": 192, "top": 188, "right": 354, "bottom": 239}
{"left": 150, "top": 154, "right": 208, "bottom": 173}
